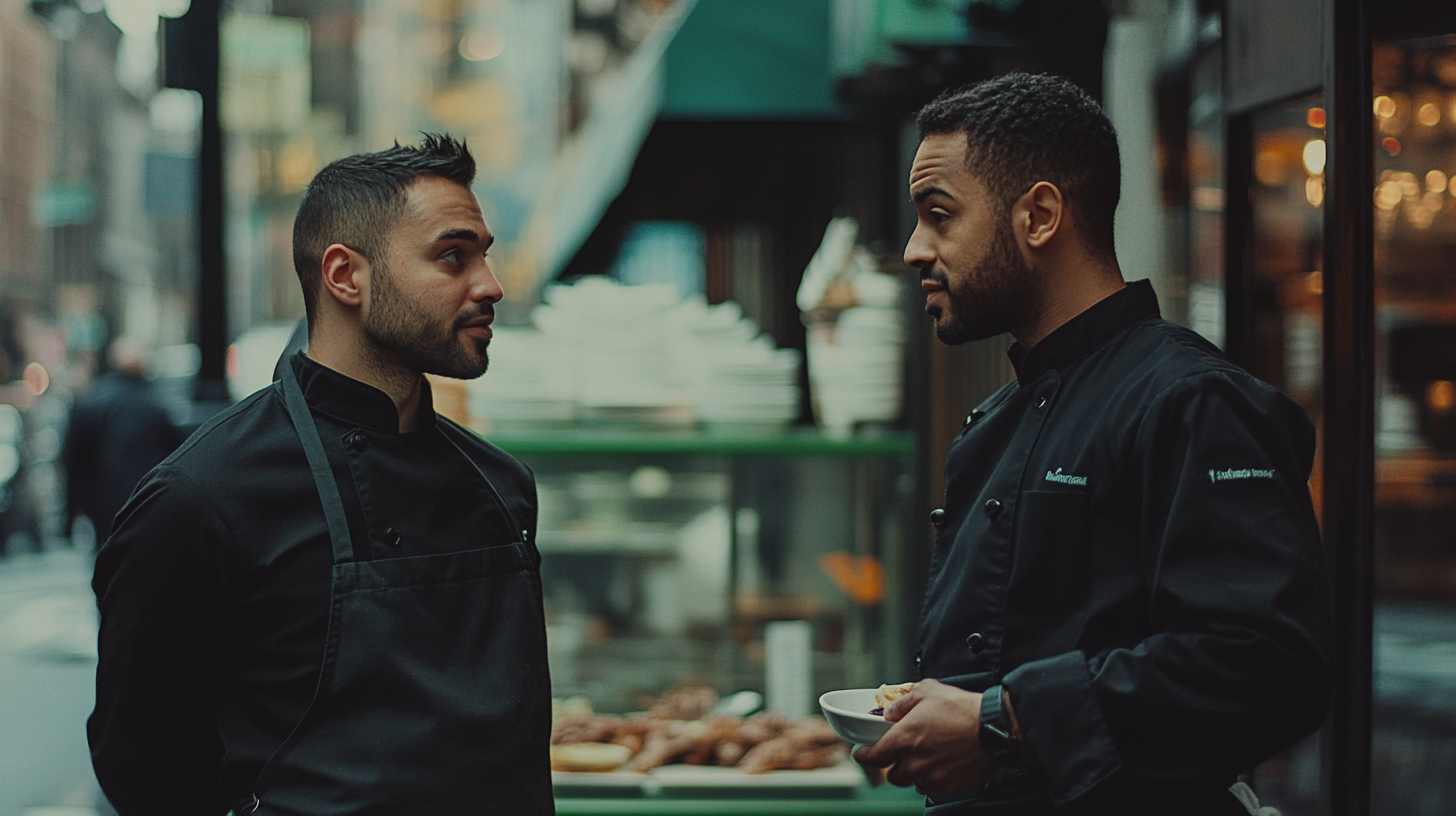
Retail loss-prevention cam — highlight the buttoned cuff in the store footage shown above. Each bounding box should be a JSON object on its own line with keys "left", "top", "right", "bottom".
{"left": 1003, "top": 651, "right": 1121, "bottom": 804}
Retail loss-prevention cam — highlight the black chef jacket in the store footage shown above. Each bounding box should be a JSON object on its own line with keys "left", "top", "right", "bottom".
{"left": 89, "top": 354, "right": 541, "bottom": 814}
{"left": 918, "top": 280, "right": 1331, "bottom": 813}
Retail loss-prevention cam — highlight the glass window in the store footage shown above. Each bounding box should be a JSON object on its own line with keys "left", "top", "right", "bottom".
{"left": 1371, "top": 35, "right": 1456, "bottom": 815}
{"left": 1237, "top": 92, "right": 1327, "bottom": 812}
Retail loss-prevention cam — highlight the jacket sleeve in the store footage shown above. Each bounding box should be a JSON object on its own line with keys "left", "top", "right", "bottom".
{"left": 1004, "top": 370, "right": 1333, "bottom": 803}
{"left": 89, "top": 464, "right": 231, "bottom": 816}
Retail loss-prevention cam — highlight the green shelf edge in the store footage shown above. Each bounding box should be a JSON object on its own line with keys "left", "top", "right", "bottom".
{"left": 476, "top": 429, "right": 916, "bottom": 457}
{"left": 554, "top": 788, "right": 924, "bottom": 815}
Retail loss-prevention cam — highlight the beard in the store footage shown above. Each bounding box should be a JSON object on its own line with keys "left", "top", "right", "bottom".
{"left": 924, "top": 220, "right": 1035, "bottom": 345}
{"left": 362, "top": 260, "right": 491, "bottom": 380}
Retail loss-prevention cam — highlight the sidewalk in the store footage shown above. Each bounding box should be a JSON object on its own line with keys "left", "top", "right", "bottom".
{"left": 0, "top": 549, "right": 105, "bottom": 816}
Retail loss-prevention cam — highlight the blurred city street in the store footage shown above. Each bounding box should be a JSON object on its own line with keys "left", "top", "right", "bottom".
{"left": 0, "top": 550, "right": 103, "bottom": 816}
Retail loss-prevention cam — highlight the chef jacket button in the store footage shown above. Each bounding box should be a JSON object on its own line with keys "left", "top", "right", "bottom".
{"left": 930, "top": 508, "right": 947, "bottom": 527}
{"left": 349, "top": 432, "right": 367, "bottom": 452}
{"left": 964, "top": 414, "right": 974, "bottom": 426}
{"left": 384, "top": 527, "right": 402, "bottom": 548}
{"left": 984, "top": 499, "right": 1002, "bottom": 520}
{"left": 1035, "top": 396, "right": 1048, "bottom": 409}
{"left": 965, "top": 632, "right": 985, "bottom": 653}
{"left": 914, "top": 651, "right": 923, "bottom": 671}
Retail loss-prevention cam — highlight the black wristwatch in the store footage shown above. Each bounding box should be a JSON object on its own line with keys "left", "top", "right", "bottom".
{"left": 978, "top": 684, "right": 1023, "bottom": 767}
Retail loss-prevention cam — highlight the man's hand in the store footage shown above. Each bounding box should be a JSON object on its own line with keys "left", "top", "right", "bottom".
{"left": 851, "top": 678, "right": 1000, "bottom": 795}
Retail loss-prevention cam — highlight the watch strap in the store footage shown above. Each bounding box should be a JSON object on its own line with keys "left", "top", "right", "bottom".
{"left": 978, "top": 684, "right": 1023, "bottom": 767}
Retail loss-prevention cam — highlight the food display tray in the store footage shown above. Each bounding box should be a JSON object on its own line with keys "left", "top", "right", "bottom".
{"left": 553, "top": 760, "right": 864, "bottom": 799}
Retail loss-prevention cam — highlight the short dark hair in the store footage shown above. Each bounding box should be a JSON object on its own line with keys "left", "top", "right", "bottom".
{"left": 292, "top": 133, "right": 476, "bottom": 325}
{"left": 916, "top": 73, "right": 1120, "bottom": 261}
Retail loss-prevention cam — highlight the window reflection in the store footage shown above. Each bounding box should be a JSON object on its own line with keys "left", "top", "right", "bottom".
{"left": 1372, "top": 36, "right": 1456, "bottom": 816}
{"left": 1240, "top": 94, "right": 1326, "bottom": 812}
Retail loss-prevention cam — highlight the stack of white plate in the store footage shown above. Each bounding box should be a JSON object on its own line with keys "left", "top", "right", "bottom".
{"left": 535, "top": 278, "right": 693, "bottom": 423}
{"left": 806, "top": 306, "right": 905, "bottom": 438}
{"left": 464, "top": 326, "right": 575, "bottom": 429}
{"left": 676, "top": 300, "right": 800, "bottom": 430}
{"left": 469, "top": 279, "right": 803, "bottom": 430}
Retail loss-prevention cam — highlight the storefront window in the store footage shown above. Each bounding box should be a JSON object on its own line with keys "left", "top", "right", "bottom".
{"left": 1237, "top": 92, "right": 1327, "bottom": 811}
{"left": 1371, "top": 35, "right": 1456, "bottom": 814}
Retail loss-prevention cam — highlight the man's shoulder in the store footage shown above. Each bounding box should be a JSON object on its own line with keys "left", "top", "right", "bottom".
{"left": 1112, "top": 318, "right": 1261, "bottom": 389}
{"left": 1110, "top": 319, "right": 1306, "bottom": 428}
{"left": 161, "top": 383, "right": 289, "bottom": 474}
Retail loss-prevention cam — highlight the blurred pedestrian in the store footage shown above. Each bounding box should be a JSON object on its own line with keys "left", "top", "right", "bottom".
{"left": 61, "top": 338, "right": 183, "bottom": 544}
{"left": 89, "top": 134, "right": 551, "bottom": 815}
{"left": 854, "top": 74, "right": 1331, "bottom": 815}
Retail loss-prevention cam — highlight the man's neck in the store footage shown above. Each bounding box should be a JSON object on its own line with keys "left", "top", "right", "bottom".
{"left": 306, "top": 336, "right": 424, "bottom": 433}
{"left": 1014, "top": 264, "right": 1126, "bottom": 350}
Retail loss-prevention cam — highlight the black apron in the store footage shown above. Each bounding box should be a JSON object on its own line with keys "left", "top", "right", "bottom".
{"left": 240, "top": 365, "right": 554, "bottom": 815}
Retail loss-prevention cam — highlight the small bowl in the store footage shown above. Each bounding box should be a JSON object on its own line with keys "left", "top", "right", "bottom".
{"left": 819, "top": 688, "right": 893, "bottom": 745}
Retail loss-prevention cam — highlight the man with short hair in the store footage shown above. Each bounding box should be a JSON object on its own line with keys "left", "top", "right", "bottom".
{"left": 90, "top": 135, "right": 553, "bottom": 815}
{"left": 854, "top": 74, "right": 1331, "bottom": 814}
{"left": 63, "top": 337, "right": 184, "bottom": 543}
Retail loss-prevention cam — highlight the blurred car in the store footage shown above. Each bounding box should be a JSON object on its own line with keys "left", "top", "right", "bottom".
{"left": 227, "top": 321, "right": 300, "bottom": 402}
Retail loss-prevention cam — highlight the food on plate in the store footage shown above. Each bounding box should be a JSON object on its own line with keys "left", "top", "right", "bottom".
{"left": 738, "top": 716, "right": 847, "bottom": 773}
{"left": 550, "top": 688, "right": 849, "bottom": 775}
{"left": 870, "top": 682, "right": 916, "bottom": 716}
{"left": 550, "top": 742, "right": 633, "bottom": 772}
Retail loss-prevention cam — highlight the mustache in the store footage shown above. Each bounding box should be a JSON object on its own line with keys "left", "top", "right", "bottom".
{"left": 920, "top": 268, "right": 949, "bottom": 286}
{"left": 453, "top": 304, "right": 495, "bottom": 330}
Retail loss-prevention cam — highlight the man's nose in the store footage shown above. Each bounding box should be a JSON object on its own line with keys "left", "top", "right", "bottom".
{"left": 471, "top": 260, "right": 504, "bottom": 303}
{"left": 904, "top": 225, "right": 934, "bottom": 271}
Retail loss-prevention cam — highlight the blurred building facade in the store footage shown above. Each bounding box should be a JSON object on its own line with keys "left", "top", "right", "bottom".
{"left": 0, "top": 1, "right": 56, "bottom": 308}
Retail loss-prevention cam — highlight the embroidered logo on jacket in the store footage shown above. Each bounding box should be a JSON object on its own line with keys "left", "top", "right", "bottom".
{"left": 1208, "top": 468, "right": 1276, "bottom": 483}
{"left": 1044, "top": 468, "right": 1088, "bottom": 486}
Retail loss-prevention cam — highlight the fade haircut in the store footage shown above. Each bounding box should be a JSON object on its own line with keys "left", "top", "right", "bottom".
{"left": 916, "top": 73, "right": 1120, "bottom": 261}
{"left": 292, "top": 133, "right": 476, "bottom": 326}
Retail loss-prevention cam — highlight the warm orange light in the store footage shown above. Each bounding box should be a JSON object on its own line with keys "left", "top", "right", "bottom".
{"left": 1376, "top": 180, "right": 1403, "bottom": 210}
{"left": 1306, "top": 176, "right": 1325, "bottom": 207}
{"left": 1302, "top": 140, "right": 1326, "bottom": 175}
{"left": 1374, "top": 96, "right": 1397, "bottom": 118}
{"left": 1418, "top": 103, "right": 1442, "bottom": 127}
{"left": 1307, "top": 107, "right": 1326, "bottom": 128}
{"left": 1428, "top": 170, "right": 1449, "bottom": 193}
{"left": 1254, "top": 151, "right": 1285, "bottom": 185}
{"left": 1382, "top": 136, "right": 1402, "bottom": 156}
{"left": 1306, "top": 271, "right": 1323, "bottom": 295}
{"left": 21, "top": 362, "right": 48, "bottom": 396}
{"left": 1428, "top": 380, "right": 1456, "bottom": 413}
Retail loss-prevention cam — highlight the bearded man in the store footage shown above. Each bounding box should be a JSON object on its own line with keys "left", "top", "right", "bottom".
{"left": 89, "top": 135, "right": 553, "bottom": 815}
{"left": 853, "top": 75, "right": 1331, "bottom": 815}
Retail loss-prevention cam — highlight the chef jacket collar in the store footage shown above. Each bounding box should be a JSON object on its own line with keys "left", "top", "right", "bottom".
{"left": 1007, "top": 279, "right": 1161, "bottom": 384}
{"left": 289, "top": 351, "right": 436, "bottom": 434}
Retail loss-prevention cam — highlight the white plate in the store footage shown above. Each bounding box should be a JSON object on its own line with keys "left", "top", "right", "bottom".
{"left": 818, "top": 688, "right": 893, "bottom": 745}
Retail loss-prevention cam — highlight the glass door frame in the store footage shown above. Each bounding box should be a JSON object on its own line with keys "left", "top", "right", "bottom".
{"left": 1227, "top": 3, "right": 1456, "bottom": 814}
{"left": 1320, "top": 2, "right": 1376, "bottom": 814}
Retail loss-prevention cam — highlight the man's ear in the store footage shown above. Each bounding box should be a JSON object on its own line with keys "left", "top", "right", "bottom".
{"left": 319, "top": 243, "right": 367, "bottom": 308}
{"left": 1015, "top": 181, "right": 1065, "bottom": 250}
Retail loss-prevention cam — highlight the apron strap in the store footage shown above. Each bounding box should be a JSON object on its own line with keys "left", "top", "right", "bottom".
{"left": 436, "top": 419, "right": 526, "bottom": 545}
{"left": 281, "top": 362, "right": 356, "bottom": 564}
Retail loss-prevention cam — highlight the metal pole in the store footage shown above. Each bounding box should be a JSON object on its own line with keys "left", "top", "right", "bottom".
{"left": 192, "top": 0, "right": 228, "bottom": 403}
{"left": 1323, "top": 0, "right": 1375, "bottom": 812}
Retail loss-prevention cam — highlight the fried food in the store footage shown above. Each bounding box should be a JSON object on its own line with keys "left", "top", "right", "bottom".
{"left": 871, "top": 682, "right": 916, "bottom": 715}
{"left": 551, "top": 689, "right": 851, "bottom": 776}
{"left": 550, "top": 742, "right": 633, "bottom": 772}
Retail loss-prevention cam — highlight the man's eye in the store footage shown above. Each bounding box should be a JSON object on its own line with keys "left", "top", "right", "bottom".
{"left": 442, "top": 249, "right": 460, "bottom": 262}
{"left": 930, "top": 210, "right": 950, "bottom": 224}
